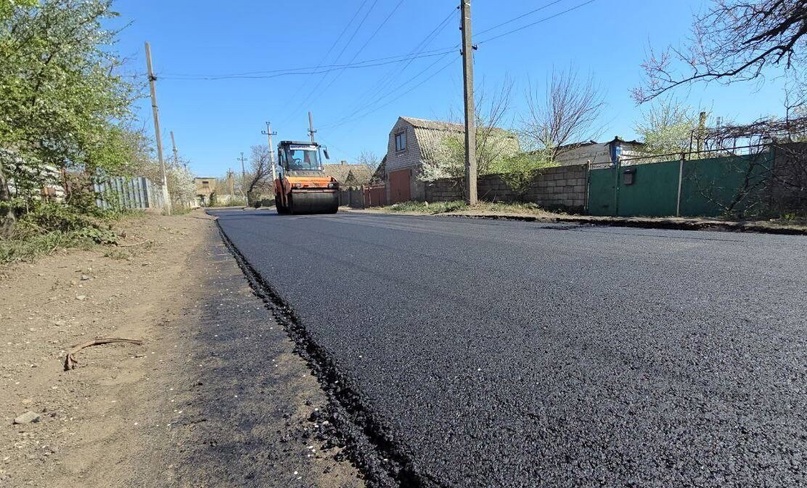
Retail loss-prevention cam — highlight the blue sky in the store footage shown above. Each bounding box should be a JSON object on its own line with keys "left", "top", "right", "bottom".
{"left": 113, "top": 0, "right": 791, "bottom": 178}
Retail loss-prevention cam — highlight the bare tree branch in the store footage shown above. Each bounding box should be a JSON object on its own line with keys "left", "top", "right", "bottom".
{"left": 634, "top": 0, "right": 807, "bottom": 103}
{"left": 245, "top": 145, "right": 271, "bottom": 205}
{"left": 520, "top": 67, "right": 606, "bottom": 160}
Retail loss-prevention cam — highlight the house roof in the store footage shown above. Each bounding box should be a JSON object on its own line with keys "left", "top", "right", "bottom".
{"left": 397, "top": 116, "right": 518, "bottom": 162}
{"left": 399, "top": 116, "right": 465, "bottom": 133}
{"left": 557, "top": 136, "right": 644, "bottom": 152}
{"left": 322, "top": 163, "right": 375, "bottom": 186}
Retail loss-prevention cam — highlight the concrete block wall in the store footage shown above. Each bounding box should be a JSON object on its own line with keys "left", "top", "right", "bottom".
{"left": 425, "top": 164, "right": 588, "bottom": 213}
{"left": 425, "top": 178, "right": 464, "bottom": 202}
{"left": 771, "top": 143, "right": 807, "bottom": 214}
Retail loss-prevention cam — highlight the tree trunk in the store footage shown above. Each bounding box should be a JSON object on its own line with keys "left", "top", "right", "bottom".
{"left": 0, "top": 162, "right": 16, "bottom": 236}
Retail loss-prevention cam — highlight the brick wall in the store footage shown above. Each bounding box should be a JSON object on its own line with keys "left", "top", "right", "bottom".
{"left": 425, "top": 164, "right": 589, "bottom": 213}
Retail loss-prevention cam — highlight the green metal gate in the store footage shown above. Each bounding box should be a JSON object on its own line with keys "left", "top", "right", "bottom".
{"left": 587, "top": 152, "right": 773, "bottom": 218}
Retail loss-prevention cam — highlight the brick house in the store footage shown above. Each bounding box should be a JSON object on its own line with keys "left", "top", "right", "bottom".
{"left": 383, "top": 116, "right": 518, "bottom": 203}
{"left": 193, "top": 177, "right": 216, "bottom": 206}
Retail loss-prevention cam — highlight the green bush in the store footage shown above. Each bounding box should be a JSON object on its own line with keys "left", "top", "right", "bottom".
{"left": 0, "top": 201, "right": 121, "bottom": 264}
{"left": 490, "top": 153, "right": 557, "bottom": 200}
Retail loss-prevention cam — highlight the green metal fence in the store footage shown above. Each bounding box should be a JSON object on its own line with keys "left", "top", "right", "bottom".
{"left": 588, "top": 151, "right": 773, "bottom": 218}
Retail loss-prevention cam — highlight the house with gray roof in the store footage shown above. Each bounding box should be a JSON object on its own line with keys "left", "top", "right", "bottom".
{"left": 322, "top": 162, "right": 375, "bottom": 188}
{"left": 383, "top": 116, "right": 518, "bottom": 203}
{"left": 554, "top": 137, "right": 645, "bottom": 168}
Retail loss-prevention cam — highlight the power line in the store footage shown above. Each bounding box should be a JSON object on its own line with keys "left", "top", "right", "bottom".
{"left": 283, "top": 0, "right": 381, "bottom": 127}
{"left": 476, "top": 0, "right": 566, "bottom": 37}
{"left": 477, "top": 0, "right": 596, "bottom": 45}
{"left": 337, "top": 7, "right": 458, "bottom": 125}
{"left": 311, "top": 0, "right": 406, "bottom": 107}
{"left": 279, "top": 0, "right": 371, "bottom": 120}
{"left": 321, "top": 52, "right": 458, "bottom": 130}
{"left": 159, "top": 49, "right": 456, "bottom": 81}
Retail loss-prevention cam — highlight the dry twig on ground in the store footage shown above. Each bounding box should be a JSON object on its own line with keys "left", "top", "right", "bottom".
{"left": 64, "top": 337, "right": 144, "bottom": 371}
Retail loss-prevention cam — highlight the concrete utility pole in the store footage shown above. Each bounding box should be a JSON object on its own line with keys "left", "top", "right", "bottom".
{"left": 460, "top": 0, "right": 477, "bottom": 205}
{"left": 170, "top": 131, "right": 179, "bottom": 167}
{"left": 238, "top": 152, "right": 248, "bottom": 197}
{"left": 144, "top": 42, "right": 172, "bottom": 215}
{"left": 308, "top": 111, "right": 317, "bottom": 143}
{"left": 262, "top": 122, "right": 278, "bottom": 183}
{"left": 227, "top": 169, "right": 235, "bottom": 196}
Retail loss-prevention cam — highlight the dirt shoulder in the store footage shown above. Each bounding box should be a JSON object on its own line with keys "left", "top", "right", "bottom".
{"left": 0, "top": 211, "right": 363, "bottom": 487}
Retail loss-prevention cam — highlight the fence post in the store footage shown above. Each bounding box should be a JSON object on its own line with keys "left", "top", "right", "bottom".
{"left": 585, "top": 162, "right": 591, "bottom": 213}
{"left": 676, "top": 153, "right": 685, "bottom": 217}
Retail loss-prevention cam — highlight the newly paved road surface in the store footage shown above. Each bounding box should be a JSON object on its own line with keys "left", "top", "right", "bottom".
{"left": 214, "top": 209, "right": 807, "bottom": 487}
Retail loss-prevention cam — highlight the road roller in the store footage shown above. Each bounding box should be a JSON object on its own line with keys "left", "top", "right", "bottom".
{"left": 274, "top": 140, "right": 340, "bottom": 215}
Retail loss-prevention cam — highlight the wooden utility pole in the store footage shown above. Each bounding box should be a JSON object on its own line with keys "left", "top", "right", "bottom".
{"left": 262, "top": 122, "right": 278, "bottom": 183}
{"left": 308, "top": 111, "right": 317, "bottom": 143}
{"left": 144, "top": 42, "right": 172, "bottom": 214}
{"left": 460, "top": 0, "right": 477, "bottom": 205}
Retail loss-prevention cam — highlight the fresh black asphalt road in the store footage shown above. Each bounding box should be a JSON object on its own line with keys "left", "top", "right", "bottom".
{"left": 213, "top": 209, "right": 807, "bottom": 487}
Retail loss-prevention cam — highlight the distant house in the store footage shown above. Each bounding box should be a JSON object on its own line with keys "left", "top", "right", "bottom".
{"left": 383, "top": 116, "right": 518, "bottom": 203}
{"left": 322, "top": 162, "right": 375, "bottom": 188}
{"left": 554, "top": 137, "right": 645, "bottom": 168}
{"left": 193, "top": 177, "right": 217, "bottom": 206}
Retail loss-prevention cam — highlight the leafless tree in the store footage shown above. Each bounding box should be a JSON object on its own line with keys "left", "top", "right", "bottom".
{"left": 634, "top": 0, "right": 807, "bottom": 103}
{"left": 521, "top": 67, "right": 606, "bottom": 160}
{"left": 422, "top": 78, "right": 518, "bottom": 183}
{"left": 245, "top": 145, "right": 272, "bottom": 205}
{"left": 356, "top": 150, "right": 380, "bottom": 169}
{"left": 473, "top": 77, "right": 518, "bottom": 173}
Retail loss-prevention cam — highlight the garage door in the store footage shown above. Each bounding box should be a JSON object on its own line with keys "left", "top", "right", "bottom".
{"left": 389, "top": 169, "right": 411, "bottom": 204}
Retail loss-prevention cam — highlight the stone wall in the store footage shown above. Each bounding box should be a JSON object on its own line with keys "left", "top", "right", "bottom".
{"left": 424, "top": 164, "right": 589, "bottom": 213}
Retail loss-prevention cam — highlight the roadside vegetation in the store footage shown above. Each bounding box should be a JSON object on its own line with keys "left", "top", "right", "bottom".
{"left": 0, "top": 200, "right": 131, "bottom": 264}
{"left": 385, "top": 200, "right": 559, "bottom": 217}
{"left": 0, "top": 1, "right": 187, "bottom": 265}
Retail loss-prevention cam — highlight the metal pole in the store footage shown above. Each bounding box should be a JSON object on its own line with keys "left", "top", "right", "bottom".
{"left": 144, "top": 42, "right": 171, "bottom": 215}
{"left": 308, "top": 111, "right": 317, "bottom": 143}
{"left": 460, "top": 0, "right": 477, "bottom": 205}
{"left": 262, "top": 122, "right": 278, "bottom": 183}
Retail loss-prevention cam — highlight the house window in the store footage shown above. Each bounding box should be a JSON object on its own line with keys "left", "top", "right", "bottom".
{"left": 395, "top": 131, "right": 407, "bottom": 152}
{"left": 202, "top": 180, "right": 209, "bottom": 188}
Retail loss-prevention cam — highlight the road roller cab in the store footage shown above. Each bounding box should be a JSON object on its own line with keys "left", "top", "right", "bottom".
{"left": 274, "top": 141, "right": 340, "bottom": 214}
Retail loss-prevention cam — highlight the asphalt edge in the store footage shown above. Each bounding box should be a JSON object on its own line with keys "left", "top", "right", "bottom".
{"left": 212, "top": 220, "right": 428, "bottom": 488}
{"left": 451, "top": 213, "right": 807, "bottom": 235}
{"left": 345, "top": 209, "right": 807, "bottom": 236}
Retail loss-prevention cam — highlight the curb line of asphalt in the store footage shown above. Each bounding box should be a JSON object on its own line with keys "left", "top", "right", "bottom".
{"left": 212, "top": 218, "right": 424, "bottom": 488}
{"left": 447, "top": 213, "right": 807, "bottom": 235}
{"left": 343, "top": 209, "right": 807, "bottom": 236}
